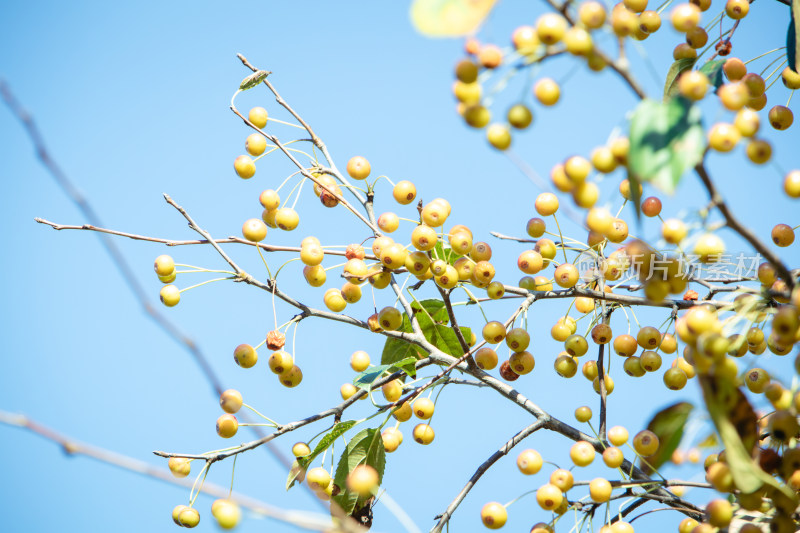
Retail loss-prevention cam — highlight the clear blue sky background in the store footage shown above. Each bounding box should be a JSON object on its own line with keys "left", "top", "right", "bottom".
{"left": 1, "top": 1, "right": 799, "bottom": 532}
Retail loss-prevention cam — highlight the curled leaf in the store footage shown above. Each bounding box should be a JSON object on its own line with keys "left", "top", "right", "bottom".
{"left": 240, "top": 70, "right": 269, "bottom": 91}
{"left": 700, "top": 375, "right": 796, "bottom": 502}
{"left": 663, "top": 58, "right": 697, "bottom": 100}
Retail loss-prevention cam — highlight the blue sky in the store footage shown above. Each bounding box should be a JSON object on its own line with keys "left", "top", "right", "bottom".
{"left": 1, "top": 1, "right": 799, "bottom": 532}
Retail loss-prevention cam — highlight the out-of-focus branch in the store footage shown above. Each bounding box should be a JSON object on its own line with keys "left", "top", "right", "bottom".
{"left": 539, "top": 0, "right": 648, "bottom": 100}
{"left": 0, "top": 410, "right": 333, "bottom": 531}
{"left": 0, "top": 80, "right": 317, "bottom": 505}
{"left": 0, "top": 80, "right": 227, "bottom": 397}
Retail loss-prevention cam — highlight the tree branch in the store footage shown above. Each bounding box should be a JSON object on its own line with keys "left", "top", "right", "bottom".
{"left": 34, "top": 218, "right": 378, "bottom": 260}
{"left": 431, "top": 420, "right": 547, "bottom": 533}
{"left": 695, "top": 163, "right": 795, "bottom": 289}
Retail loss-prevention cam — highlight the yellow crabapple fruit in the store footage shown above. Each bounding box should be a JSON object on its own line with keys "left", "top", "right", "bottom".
{"left": 275, "top": 207, "right": 300, "bottom": 231}
{"left": 154, "top": 255, "right": 175, "bottom": 277}
{"left": 413, "top": 423, "right": 435, "bottom": 444}
{"left": 219, "top": 389, "right": 243, "bottom": 414}
{"left": 475, "top": 347, "right": 498, "bottom": 370}
{"left": 550, "top": 468, "right": 574, "bottom": 491}
{"left": 487, "top": 123, "right": 512, "bottom": 150}
{"left": 323, "top": 288, "right": 347, "bottom": 312}
{"left": 633, "top": 430, "right": 659, "bottom": 455}
{"left": 480, "top": 502, "right": 508, "bottom": 529}
{"left": 347, "top": 464, "right": 380, "bottom": 497}
{"left": 234, "top": 343, "right": 258, "bottom": 368}
{"left": 516, "top": 449, "right": 543, "bottom": 474}
{"left": 393, "top": 180, "right": 416, "bottom": 204}
{"left": 512, "top": 25, "right": 540, "bottom": 52}
{"left": 536, "top": 483, "right": 563, "bottom": 510}
{"left": 245, "top": 133, "right": 267, "bottom": 156}
{"left": 292, "top": 442, "right": 311, "bottom": 457}
{"left": 178, "top": 507, "right": 201, "bottom": 528}
{"left": 589, "top": 477, "right": 612, "bottom": 502}
{"left": 413, "top": 397, "right": 435, "bottom": 420}
{"left": 234, "top": 155, "right": 256, "bottom": 179}
{"left": 279, "top": 365, "right": 303, "bottom": 388}
{"left": 670, "top": 3, "right": 700, "bottom": 32}
{"left": 608, "top": 425, "right": 629, "bottom": 446}
{"left": 160, "top": 284, "right": 181, "bottom": 307}
{"left": 211, "top": 499, "right": 241, "bottom": 530}
{"left": 725, "top": 0, "right": 749, "bottom": 19}
{"left": 536, "top": 13, "right": 567, "bottom": 44}
{"left": 168, "top": 457, "right": 191, "bottom": 478}
{"left": 570, "top": 440, "right": 596, "bottom": 467}
{"left": 259, "top": 189, "right": 280, "bottom": 210}
{"left": 216, "top": 414, "right": 238, "bottom": 438}
{"left": 242, "top": 218, "right": 267, "bottom": 242}
{"left": 350, "top": 350, "right": 370, "bottom": 372}
{"left": 346, "top": 156, "right": 371, "bottom": 179}
{"left": 534, "top": 78, "right": 560, "bottom": 106}
{"left": 340, "top": 383, "right": 359, "bottom": 400}
{"left": 382, "top": 379, "right": 403, "bottom": 402}
{"left": 248, "top": 106, "right": 268, "bottom": 128}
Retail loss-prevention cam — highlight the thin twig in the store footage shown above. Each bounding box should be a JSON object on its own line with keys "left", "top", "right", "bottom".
{"left": 35, "top": 218, "right": 378, "bottom": 260}
{"left": 695, "top": 163, "right": 795, "bottom": 289}
{"left": 431, "top": 420, "right": 547, "bottom": 533}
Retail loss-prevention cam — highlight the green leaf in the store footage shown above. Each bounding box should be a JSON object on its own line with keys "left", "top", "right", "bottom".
{"left": 381, "top": 336, "right": 427, "bottom": 367}
{"left": 380, "top": 299, "right": 468, "bottom": 366}
{"left": 788, "top": 0, "right": 800, "bottom": 74}
{"left": 392, "top": 356, "right": 419, "bottom": 378}
{"left": 239, "top": 70, "right": 269, "bottom": 91}
{"left": 700, "top": 376, "right": 797, "bottom": 502}
{"left": 353, "top": 365, "right": 392, "bottom": 391}
{"left": 381, "top": 311, "right": 427, "bottom": 367}
{"left": 286, "top": 420, "right": 357, "bottom": 490}
{"left": 426, "top": 324, "right": 471, "bottom": 356}
{"left": 663, "top": 58, "right": 697, "bottom": 100}
{"left": 352, "top": 356, "right": 420, "bottom": 391}
{"left": 410, "top": 0, "right": 498, "bottom": 37}
{"left": 411, "top": 299, "right": 449, "bottom": 325}
{"left": 699, "top": 59, "right": 726, "bottom": 90}
{"left": 432, "top": 241, "right": 459, "bottom": 265}
{"left": 628, "top": 97, "right": 706, "bottom": 195}
{"left": 332, "top": 428, "right": 386, "bottom": 515}
{"left": 639, "top": 402, "right": 693, "bottom": 474}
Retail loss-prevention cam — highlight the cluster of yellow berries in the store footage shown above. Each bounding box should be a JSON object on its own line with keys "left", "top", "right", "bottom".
{"left": 166, "top": 391, "right": 246, "bottom": 528}
{"left": 480, "top": 426, "right": 658, "bottom": 530}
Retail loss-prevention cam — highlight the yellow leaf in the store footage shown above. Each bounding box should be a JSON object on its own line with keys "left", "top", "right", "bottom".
{"left": 700, "top": 375, "right": 797, "bottom": 503}
{"left": 410, "top": 0, "right": 497, "bottom": 37}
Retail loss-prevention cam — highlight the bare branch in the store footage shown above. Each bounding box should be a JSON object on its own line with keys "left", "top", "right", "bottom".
{"left": 35, "top": 218, "right": 378, "bottom": 260}
{"left": 502, "top": 284, "right": 728, "bottom": 310}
